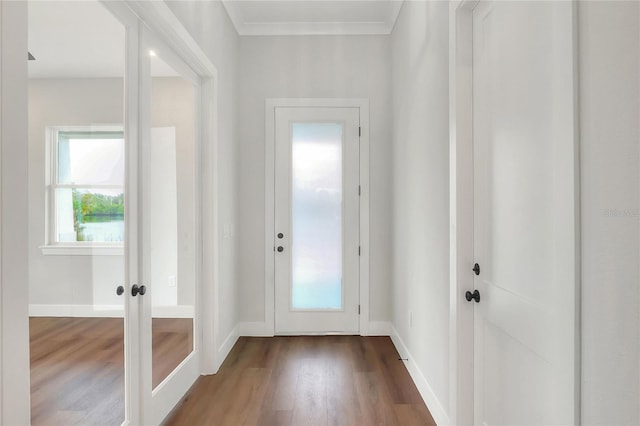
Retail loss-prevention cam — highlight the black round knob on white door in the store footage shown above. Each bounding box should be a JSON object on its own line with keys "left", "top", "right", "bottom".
{"left": 472, "top": 263, "right": 481, "bottom": 276}
{"left": 465, "top": 289, "right": 480, "bottom": 303}
{"left": 131, "top": 284, "right": 146, "bottom": 297}
{"left": 116, "top": 285, "right": 124, "bottom": 296}
{"left": 277, "top": 246, "right": 284, "bottom": 253}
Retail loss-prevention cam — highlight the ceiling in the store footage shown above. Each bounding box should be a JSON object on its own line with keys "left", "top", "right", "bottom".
{"left": 28, "top": 0, "right": 403, "bottom": 79}
{"left": 28, "top": 1, "right": 176, "bottom": 79}
{"left": 222, "top": 0, "right": 404, "bottom": 36}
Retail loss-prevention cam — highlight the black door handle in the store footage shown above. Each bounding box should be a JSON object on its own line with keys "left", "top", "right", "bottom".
{"left": 277, "top": 246, "right": 284, "bottom": 253}
{"left": 465, "top": 290, "right": 480, "bottom": 303}
{"left": 116, "top": 285, "right": 124, "bottom": 296}
{"left": 472, "top": 263, "right": 480, "bottom": 276}
{"left": 131, "top": 284, "right": 146, "bottom": 297}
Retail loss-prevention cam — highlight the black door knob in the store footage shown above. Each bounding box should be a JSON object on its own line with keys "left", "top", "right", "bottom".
{"left": 472, "top": 263, "right": 480, "bottom": 276}
{"left": 277, "top": 246, "right": 284, "bottom": 253}
{"left": 131, "top": 284, "right": 147, "bottom": 297}
{"left": 465, "top": 290, "right": 480, "bottom": 303}
{"left": 277, "top": 233, "right": 284, "bottom": 239}
{"left": 116, "top": 285, "right": 124, "bottom": 296}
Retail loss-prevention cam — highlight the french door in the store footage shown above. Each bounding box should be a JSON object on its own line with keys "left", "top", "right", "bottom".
{"left": 114, "top": 11, "right": 203, "bottom": 425}
{"left": 135, "top": 27, "right": 201, "bottom": 425}
{"left": 471, "top": 1, "right": 577, "bottom": 424}
{"left": 274, "top": 107, "right": 360, "bottom": 334}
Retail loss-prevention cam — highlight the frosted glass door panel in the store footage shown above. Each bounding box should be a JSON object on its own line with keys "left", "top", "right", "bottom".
{"left": 274, "top": 106, "right": 359, "bottom": 334}
{"left": 291, "top": 123, "right": 343, "bottom": 310}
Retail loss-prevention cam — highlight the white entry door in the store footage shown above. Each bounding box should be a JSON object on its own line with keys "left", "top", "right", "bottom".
{"left": 472, "top": 1, "right": 577, "bottom": 424}
{"left": 274, "top": 107, "right": 360, "bottom": 334}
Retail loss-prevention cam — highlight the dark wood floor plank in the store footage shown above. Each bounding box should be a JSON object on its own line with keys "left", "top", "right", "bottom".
{"left": 30, "top": 317, "right": 192, "bottom": 426}
{"left": 164, "top": 336, "right": 435, "bottom": 426}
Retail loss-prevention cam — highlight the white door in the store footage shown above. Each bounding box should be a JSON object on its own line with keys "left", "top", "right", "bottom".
{"left": 472, "top": 1, "right": 577, "bottom": 424}
{"left": 139, "top": 28, "right": 201, "bottom": 425}
{"left": 274, "top": 107, "right": 360, "bottom": 334}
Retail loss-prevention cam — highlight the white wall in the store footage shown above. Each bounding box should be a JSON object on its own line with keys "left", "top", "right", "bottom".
{"left": 28, "top": 78, "right": 124, "bottom": 309}
{"left": 237, "top": 35, "right": 392, "bottom": 326}
{"left": 579, "top": 2, "right": 640, "bottom": 424}
{"left": 1, "top": 1, "right": 31, "bottom": 423}
{"left": 390, "top": 1, "right": 451, "bottom": 421}
{"left": 28, "top": 77, "right": 197, "bottom": 315}
{"left": 165, "top": 0, "right": 241, "bottom": 348}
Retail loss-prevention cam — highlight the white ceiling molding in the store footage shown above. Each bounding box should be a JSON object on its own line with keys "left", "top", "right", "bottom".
{"left": 222, "top": 0, "right": 404, "bottom": 36}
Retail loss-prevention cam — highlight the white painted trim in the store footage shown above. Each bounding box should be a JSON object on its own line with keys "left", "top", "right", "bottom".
{"left": 570, "top": 4, "right": 582, "bottom": 423}
{"left": 215, "top": 324, "right": 239, "bottom": 372}
{"left": 365, "top": 321, "right": 392, "bottom": 336}
{"left": 358, "top": 103, "right": 371, "bottom": 337}
{"left": 390, "top": 326, "right": 450, "bottom": 426}
{"left": 39, "top": 245, "right": 124, "bottom": 256}
{"left": 448, "top": 1, "right": 477, "bottom": 425}
{"left": 264, "top": 98, "right": 370, "bottom": 336}
{"left": 221, "top": 1, "right": 402, "bottom": 36}
{"left": 201, "top": 76, "right": 219, "bottom": 376}
{"left": 0, "top": 3, "right": 4, "bottom": 419}
{"left": 29, "top": 304, "right": 195, "bottom": 319}
{"left": 149, "top": 351, "right": 199, "bottom": 425}
{"left": 238, "top": 321, "right": 274, "bottom": 337}
{"left": 235, "top": 320, "right": 389, "bottom": 337}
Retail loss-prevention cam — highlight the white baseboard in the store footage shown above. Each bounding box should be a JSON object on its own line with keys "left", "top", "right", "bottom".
{"left": 390, "top": 325, "right": 450, "bottom": 426}
{"left": 238, "top": 321, "right": 274, "bottom": 336}
{"left": 29, "top": 304, "right": 124, "bottom": 317}
{"left": 237, "top": 320, "right": 391, "bottom": 337}
{"left": 215, "top": 324, "right": 239, "bottom": 372}
{"left": 366, "top": 321, "right": 392, "bottom": 336}
{"left": 29, "top": 304, "right": 195, "bottom": 318}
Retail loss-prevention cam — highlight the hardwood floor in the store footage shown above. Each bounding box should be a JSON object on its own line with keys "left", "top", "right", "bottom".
{"left": 164, "top": 336, "right": 436, "bottom": 426}
{"left": 30, "top": 317, "right": 193, "bottom": 426}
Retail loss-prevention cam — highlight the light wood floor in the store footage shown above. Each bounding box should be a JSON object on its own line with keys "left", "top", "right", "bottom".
{"left": 30, "top": 317, "right": 193, "bottom": 426}
{"left": 164, "top": 336, "right": 436, "bottom": 426}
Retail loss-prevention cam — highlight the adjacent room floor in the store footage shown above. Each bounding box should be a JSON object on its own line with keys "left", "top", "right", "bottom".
{"left": 29, "top": 317, "right": 193, "bottom": 426}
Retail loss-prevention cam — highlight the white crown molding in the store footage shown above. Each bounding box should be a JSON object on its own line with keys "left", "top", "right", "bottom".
{"left": 222, "top": 1, "right": 403, "bottom": 36}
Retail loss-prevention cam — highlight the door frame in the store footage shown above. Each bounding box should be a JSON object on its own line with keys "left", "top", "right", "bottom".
{"left": 107, "top": 0, "right": 221, "bottom": 374}
{"left": 89, "top": 1, "right": 221, "bottom": 424}
{"left": 448, "top": 1, "right": 582, "bottom": 424}
{"left": 265, "top": 98, "right": 370, "bottom": 336}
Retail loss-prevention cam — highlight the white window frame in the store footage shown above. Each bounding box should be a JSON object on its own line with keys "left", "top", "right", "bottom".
{"left": 40, "top": 125, "right": 125, "bottom": 256}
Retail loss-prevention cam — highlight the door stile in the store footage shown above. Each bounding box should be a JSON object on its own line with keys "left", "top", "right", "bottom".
{"left": 124, "top": 18, "right": 143, "bottom": 425}
{"left": 138, "top": 27, "right": 155, "bottom": 424}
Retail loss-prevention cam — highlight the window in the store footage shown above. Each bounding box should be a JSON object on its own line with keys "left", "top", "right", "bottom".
{"left": 47, "top": 127, "right": 125, "bottom": 246}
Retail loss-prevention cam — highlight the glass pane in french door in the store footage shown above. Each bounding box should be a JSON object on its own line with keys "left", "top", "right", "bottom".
{"left": 291, "top": 123, "right": 343, "bottom": 310}
{"left": 27, "top": 1, "right": 127, "bottom": 425}
{"left": 148, "top": 53, "right": 196, "bottom": 389}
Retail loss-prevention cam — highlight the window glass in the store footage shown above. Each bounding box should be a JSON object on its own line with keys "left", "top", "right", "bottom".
{"left": 53, "top": 130, "right": 124, "bottom": 243}
{"left": 57, "top": 133, "right": 124, "bottom": 185}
